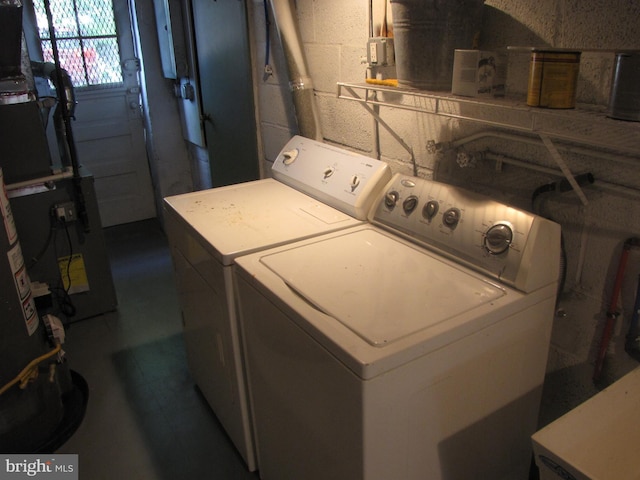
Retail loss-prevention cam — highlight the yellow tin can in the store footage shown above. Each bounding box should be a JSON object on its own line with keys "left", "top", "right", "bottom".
{"left": 527, "top": 50, "right": 581, "bottom": 108}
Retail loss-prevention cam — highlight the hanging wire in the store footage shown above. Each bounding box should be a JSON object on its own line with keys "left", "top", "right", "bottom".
{"left": 381, "top": 0, "right": 388, "bottom": 37}
{"left": 42, "top": 0, "right": 90, "bottom": 233}
{"left": 263, "top": 0, "right": 273, "bottom": 76}
{"left": 369, "top": 0, "right": 374, "bottom": 37}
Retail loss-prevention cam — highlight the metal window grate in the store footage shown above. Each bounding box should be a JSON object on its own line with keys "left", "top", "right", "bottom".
{"left": 33, "top": 0, "right": 123, "bottom": 88}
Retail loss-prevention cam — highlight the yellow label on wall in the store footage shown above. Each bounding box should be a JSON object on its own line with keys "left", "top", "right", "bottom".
{"left": 58, "top": 253, "right": 90, "bottom": 294}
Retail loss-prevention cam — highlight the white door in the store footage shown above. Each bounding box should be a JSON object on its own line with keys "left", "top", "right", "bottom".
{"left": 27, "top": 0, "right": 156, "bottom": 227}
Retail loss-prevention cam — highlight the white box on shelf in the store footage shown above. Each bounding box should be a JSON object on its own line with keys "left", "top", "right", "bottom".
{"left": 452, "top": 49, "right": 505, "bottom": 97}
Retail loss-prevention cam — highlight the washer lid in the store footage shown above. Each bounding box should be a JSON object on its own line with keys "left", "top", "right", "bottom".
{"left": 260, "top": 228, "right": 506, "bottom": 347}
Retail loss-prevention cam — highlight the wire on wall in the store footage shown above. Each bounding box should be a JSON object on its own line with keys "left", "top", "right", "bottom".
{"left": 28, "top": 205, "right": 79, "bottom": 322}
{"left": 55, "top": 217, "right": 77, "bottom": 320}
{"left": 263, "top": 0, "right": 273, "bottom": 76}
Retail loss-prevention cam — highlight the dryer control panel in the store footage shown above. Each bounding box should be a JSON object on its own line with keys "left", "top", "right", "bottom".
{"left": 370, "top": 174, "right": 561, "bottom": 293}
{"left": 272, "top": 136, "right": 391, "bottom": 220}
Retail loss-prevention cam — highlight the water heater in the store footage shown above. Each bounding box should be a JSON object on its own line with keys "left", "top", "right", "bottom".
{"left": 0, "top": 2, "right": 87, "bottom": 452}
{"left": 0, "top": 167, "right": 65, "bottom": 452}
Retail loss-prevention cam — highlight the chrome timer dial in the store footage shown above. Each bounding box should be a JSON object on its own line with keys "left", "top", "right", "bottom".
{"left": 484, "top": 223, "right": 513, "bottom": 255}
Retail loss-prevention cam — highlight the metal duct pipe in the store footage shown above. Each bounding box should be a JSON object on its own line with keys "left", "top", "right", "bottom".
{"left": 269, "top": 0, "right": 322, "bottom": 140}
{"left": 30, "top": 61, "right": 76, "bottom": 169}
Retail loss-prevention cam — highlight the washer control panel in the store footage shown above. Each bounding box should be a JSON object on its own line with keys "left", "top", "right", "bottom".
{"left": 272, "top": 136, "right": 392, "bottom": 220}
{"left": 370, "top": 174, "right": 560, "bottom": 291}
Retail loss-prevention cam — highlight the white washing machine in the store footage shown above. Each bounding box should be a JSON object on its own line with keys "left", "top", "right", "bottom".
{"left": 163, "top": 136, "right": 391, "bottom": 471}
{"left": 235, "top": 173, "right": 561, "bottom": 480}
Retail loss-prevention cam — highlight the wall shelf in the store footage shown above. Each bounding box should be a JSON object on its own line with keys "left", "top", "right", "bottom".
{"left": 337, "top": 82, "right": 640, "bottom": 205}
{"left": 337, "top": 82, "right": 640, "bottom": 157}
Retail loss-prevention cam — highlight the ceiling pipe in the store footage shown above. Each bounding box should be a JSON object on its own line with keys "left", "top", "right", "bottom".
{"left": 269, "top": 0, "right": 322, "bottom": 141}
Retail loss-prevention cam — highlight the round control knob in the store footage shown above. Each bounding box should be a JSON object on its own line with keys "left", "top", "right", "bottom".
{"left": 484, "top": 223, "right": 513, "bottom": 255}
{"left": 350, "top": 175, "right": 360, "bottom": 191}
{"left": 403, "top": 195, "right": 419, "bottom": 214}
{"left": 422, "top": 200, "right": 439, "bottom": 221}
{"left": 442, "top": 208, "right": 461, "bottom": 229}
{"left": 384, "top": 191, "right": 399, "bottom": 209}
{"left": 282, "top": 149, "right": 298, "bottom": 165}
{"left": 323, "top": 166, "right": 335, "bottom": 178}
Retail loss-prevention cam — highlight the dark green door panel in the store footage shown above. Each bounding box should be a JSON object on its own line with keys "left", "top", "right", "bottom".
{"left": 192, "top": 0, "right": 260, "bottom": 187}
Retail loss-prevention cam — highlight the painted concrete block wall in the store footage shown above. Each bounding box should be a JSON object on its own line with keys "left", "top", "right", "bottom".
{"left": 250, "top": 0, "right": 640, "bottom": 422}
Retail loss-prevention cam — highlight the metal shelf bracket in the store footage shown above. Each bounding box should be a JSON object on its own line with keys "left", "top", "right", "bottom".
{"left": 539, "top": 134, "right": 589, "bottom": 205}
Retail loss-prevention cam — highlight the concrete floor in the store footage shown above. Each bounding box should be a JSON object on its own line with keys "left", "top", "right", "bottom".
{"left": 56, "top": 219, "right": 258, "bottom": 480}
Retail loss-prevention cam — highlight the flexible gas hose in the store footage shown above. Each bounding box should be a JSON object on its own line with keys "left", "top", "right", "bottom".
{"left": 0, "top": 343, "right": 62, "bottom": 396}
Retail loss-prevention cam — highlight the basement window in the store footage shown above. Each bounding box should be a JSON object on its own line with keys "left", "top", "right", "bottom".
{"left": 32, "top": 0, "right": 123, "bottom": 88}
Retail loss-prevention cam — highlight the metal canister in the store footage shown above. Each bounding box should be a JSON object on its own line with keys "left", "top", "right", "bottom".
{"left": 608, "top": 52, "right": 640, "bottom": 122}
{"left": 527, "top": 50, "right": 581, "bottom": 108}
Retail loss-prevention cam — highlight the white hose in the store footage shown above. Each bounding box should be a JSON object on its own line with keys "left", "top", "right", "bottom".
{"left": 269, "top": 0, "right": 322, "bottom": 140}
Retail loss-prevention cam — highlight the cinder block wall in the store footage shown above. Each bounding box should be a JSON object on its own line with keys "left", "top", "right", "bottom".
{"left": 249, "top": 0, "right": 640, "bottom": 424}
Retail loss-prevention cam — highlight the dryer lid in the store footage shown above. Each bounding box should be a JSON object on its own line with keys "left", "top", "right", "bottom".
{"left": 260, "top": 228, "right": 506, "bottom": 347}
{"left": 164, "top": 179, "right": 357, "bottom": 264}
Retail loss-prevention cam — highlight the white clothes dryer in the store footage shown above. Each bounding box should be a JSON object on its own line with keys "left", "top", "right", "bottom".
{"left": 163, "top": 136, "right": 391, "bottom": 471}
{"left": 235, "top": 173, "right": 561, "bottom": 480}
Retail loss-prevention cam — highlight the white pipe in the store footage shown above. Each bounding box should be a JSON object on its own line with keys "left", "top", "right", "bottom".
{"left": 484, "top": 152, "right": 561, "bottom": 177}
{"left": 453, "top": 130, "right": 636, "bottom": 165}
{"left": 372, "top": 92, "right": 381, "bottom": 159}
{"left": 368, "top": 1, "right": 380, "bottom": 159}
{"left": 5, "top": 168, "right": 74, "bottom": 191}
{"left": 269, "top": 0, "right": 322, "bottom": 141}
{"left": 486, "top": 152, "right": 640, "bottom": 200}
